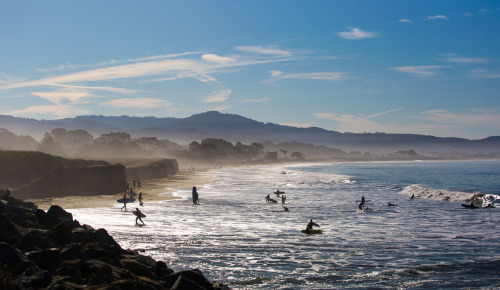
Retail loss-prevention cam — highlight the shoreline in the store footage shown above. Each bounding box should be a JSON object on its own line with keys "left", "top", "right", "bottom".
{"left": 29, "top": 168, "right": 215, "bottom": 211}
{"left": 28, "top": 158, "right": 499, "bottom": 211}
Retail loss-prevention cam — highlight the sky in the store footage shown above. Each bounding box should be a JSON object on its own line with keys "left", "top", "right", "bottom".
{"left": 1, "top": 1, "right": 499, "bottom": 139}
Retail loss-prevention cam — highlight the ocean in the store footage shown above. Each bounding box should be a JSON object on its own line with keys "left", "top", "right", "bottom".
{"left": 69, "top": 160, "right": 500, "bottom": 289}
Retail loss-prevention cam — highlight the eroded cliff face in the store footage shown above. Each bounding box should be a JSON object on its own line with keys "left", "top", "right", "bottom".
{"left": 13, "top": 164, "right": 129, "bottom": 199}
{"left": 125, "top": 159, "right": 179, "bottom": 181}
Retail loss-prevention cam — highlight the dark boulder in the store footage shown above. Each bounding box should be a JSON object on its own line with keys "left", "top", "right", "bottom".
{"left": 26, "top": 248, "right": 62, "bottom": 274}
{"left": 161, "top": 269, "right": 215, "bottom": 290}
{"left": 46, "top": 223, "right": 74, "bottom": 247}
{"left": 47, "top": 205, "right": 73, "bottom": 221}
{"left": 120, "top": 258, "right": 156, "bottom": 280}
{"left": 0, "top": 242, "right": 32, "bottom": 276}
{"left": 12, "top": 266, "right": 52, "bottom": 289}
{"left": 0, "top": 214, "right": 20, "bottom": 244}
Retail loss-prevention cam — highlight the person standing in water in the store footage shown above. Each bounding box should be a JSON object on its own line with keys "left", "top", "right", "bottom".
{"left": 192, "top": 186, "right": 199, "bottom": 204}
{"left": 139, "top": 192, "right": 143, "bottom": 206}
{"left": 121, "top": 193, "right": 127, "bottom": 211}
{"left": 135, "top": 208, "right": 145, "bottom": 225}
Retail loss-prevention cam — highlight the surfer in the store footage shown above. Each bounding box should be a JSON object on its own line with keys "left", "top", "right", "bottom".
{"left": 139, "top": 192, "right": 143, "bottom": 206}
{"left": 410, "top": 194, "right": 415, "bottom": 200}
{"left": 192, "top": 186, "right": 199, "bottom": 205}
{"left": 281, "top": 195, "right": 286, "bottom": 204}
{"left": 121, "top": 193, "right": 127, "bottom": 211}
{"left": 387, "top": 202, "right": 398, "bottom": 206}
{"left": 306, "top": 219, "right": 320, "bottom": 234}
{"left": 284, "top": 206, "right": 289, "bottom": 212}
{"left": 135, "top": 208, "right": 145, "bottom": 225}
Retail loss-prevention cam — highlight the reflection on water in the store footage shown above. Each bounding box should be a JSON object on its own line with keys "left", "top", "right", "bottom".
{"left": 70, "top": 161, "right": 500, "bottom": 289}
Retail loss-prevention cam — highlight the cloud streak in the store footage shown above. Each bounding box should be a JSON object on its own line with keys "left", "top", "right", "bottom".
{"left": 338, "top": 28, "right": 379, "bottom": 39}
{"left": 100, "top": 98, "right": 172, "bottom": 108}
{"left": 270, "top": 70, "right": 346, "bottom": 81}
{"left": 390, "top": 65, "right": 448, "bottom": 77}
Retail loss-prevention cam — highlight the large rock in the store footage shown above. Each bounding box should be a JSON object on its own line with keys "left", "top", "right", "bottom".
{"left": 161, "top": 269, "right": 215, "bottom": 290}
{"left": 12, "top": 266, "right": 52, "bottom": 289}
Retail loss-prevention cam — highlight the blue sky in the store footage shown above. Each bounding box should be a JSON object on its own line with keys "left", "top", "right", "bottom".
{"left": 1, "top": 1, "right": 499, "bottom": 139}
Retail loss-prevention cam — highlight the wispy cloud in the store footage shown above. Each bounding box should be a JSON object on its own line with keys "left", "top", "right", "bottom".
{"left": 315, "top": 108, "right": 500, "bottom": 138}
{"left": 100, "top": 98, "right": 172, "bottom": 108}
{"left": 441, "top": 54, "right": 487, "bottom": 64}
{"left": 202, "top": 89, "right": 231, "bottom": 103}
{"left": 236, "top": 46, "right": 292, "bottom": 57}
{"left": 202, "top": 54, "right": 236, "bottom": 64}
{"left": 390, "top": 65, "right": 448, "bottom": 77}
{"left": 242, "top": 98, "right": 270, "bottom": 103}
{"left": 31, "top": 90, "right": 93, "bottom": 105}
{"left": 338, "top": 28, "right": 379, "bottom": 39}
{"left": 427, "top": 15, "right": 448, "bottom": 20}
{"left": 8, "top": 104, "right": 90, "bottom": 118}
{"left": 468, "top": 69, "right": 500, "bottom": 79}
{"left": 398, "top": 18, "right": 412, "bottom": 23}
{"left": 269, "top": 70, "right": 346, "bottom": 81}
{"left": 419, "top": 109, "right": 500, "bottom": 127}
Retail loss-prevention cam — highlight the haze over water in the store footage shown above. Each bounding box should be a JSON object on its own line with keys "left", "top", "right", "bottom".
{"left": 70, "top": 160, "right": 500, "bottom": 289}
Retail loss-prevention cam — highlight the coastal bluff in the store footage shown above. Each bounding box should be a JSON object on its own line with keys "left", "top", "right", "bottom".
{"left": 0, "top": 189, "right": 230, "bottom": 289}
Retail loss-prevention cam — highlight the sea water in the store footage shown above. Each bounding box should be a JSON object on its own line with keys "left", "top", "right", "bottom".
{"left": 69, "top": 160, "right": 500, "bottom": 289}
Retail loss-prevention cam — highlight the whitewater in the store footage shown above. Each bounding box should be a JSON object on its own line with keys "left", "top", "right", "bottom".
{"left": 69, "top": 160, "right": 500, "bottom": 289}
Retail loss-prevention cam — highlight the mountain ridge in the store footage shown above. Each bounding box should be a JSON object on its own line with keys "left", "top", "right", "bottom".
{"left": 1, "top": 111, "right": 499, "bottom": 155}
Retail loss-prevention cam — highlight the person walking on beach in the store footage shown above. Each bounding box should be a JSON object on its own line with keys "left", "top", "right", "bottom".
{"left": 139, "top": 192, "right": 143, "bottom": 206}
{"left": 121, "top": 193, "right": 127, "bottom": 211}
{"left": 135, "top": 208, "right": 145, "bottom": 226}
{"left": 192, "top": 186, "right": 199, "bottom": 205}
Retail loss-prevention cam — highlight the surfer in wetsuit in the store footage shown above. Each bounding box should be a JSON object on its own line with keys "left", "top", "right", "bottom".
{"left": 306, "top": 219, "right": 319, "bottom": 230}
{"left": 135, "top": 208, "right": 145, "bottom": 225}
{"left": 139, "top": 192, "right": 143, "bottom": 206}
{"left": 410, "top": 194, "right": 415, "bottom": 200}
{"left": 121, "top": 193, "right": 127, "bottom": 211}
{"left": 281, "top": 195, "right": 286, "bottom": 204}
{"left": 192, "top": 186, "right": 199, "bottom": 205}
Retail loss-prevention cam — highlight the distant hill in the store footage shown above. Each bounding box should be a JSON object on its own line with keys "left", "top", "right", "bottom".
{"left": 1, "top": 111, "right": 499, "bottom": 156}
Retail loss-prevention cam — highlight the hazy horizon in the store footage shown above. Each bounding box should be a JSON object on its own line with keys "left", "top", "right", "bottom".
{"left": 1, "top": 1, "right": 499, "bottom": 139}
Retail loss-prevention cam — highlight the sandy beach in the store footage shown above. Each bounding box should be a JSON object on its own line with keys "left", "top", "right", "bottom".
{"left": 30, "top": 169, "right": 214, "bottom": 211}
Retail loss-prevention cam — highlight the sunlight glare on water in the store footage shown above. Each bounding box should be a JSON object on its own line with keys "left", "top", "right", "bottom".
{"left": 70, "top": 161, "right": 500, "bottom": 289}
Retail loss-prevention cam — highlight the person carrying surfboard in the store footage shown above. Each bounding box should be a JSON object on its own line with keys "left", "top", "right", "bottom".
{"left": 121, "top": 194, "right": 127, "bottom": 211}
{"left": 135, "top": 208, "right": 145, "bottom": 225}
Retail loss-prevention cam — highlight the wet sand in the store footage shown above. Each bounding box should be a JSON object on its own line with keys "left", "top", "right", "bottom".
{"left": 30, "top": 170, "right": 213, "bottom": 211}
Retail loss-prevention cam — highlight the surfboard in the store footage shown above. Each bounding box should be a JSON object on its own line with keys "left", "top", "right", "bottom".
{"left": 132, "top": 210, "right": 146, "bottom": 218}
{"left": 117, "top": 198, "right": 136, "bottom": 203}
{"left": 301, "top": 229, "right": 323, "bottom": 234}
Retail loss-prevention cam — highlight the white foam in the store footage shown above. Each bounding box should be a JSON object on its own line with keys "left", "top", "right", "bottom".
{"left": 401, "top": 184, "right": 477, "bottom": 202}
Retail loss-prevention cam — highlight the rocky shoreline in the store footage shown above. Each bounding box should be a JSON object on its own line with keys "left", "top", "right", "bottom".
{"left": 0, "top": 189, "right": 230, "bottom": 289}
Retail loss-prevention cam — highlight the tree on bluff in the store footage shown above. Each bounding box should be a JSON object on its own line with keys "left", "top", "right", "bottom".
{"left": 291, "top": 151, "right": 305, "bottom": 160}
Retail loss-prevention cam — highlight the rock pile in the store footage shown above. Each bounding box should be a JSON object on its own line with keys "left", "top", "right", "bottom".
{"left": 0, "top": 189, "right": 230, "bottom": 289}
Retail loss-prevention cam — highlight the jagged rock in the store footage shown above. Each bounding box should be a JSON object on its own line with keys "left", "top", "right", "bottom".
{"left": 93, "top": 228, "right": 119, "bottom": 247}
{"left": 120, "top": 258, "right": 156, "bottom": 280}
{"left": 0, "top": 242, "right": 32, "bottom": 276}
{"left": 26, "top": 248, "right": 62, "bottom": 274}
{"left": 35, "top": 208, "right": 60, "bottom": 229}
{"left": 47, "top": 278, "right": 86, "bottom": 289}
{"left": 71, "top": 226, "right": 96, "bottom": 243}
{"left": 21, "top": 229, "right": 52, "bottom": 250}
{"left": 54, "top": 260, "right": 84, "bottom": 283}
{"left": 0, "top": 214, "right": 20, "bottom": 243}
{"left": 61, "top": 243, "right": 88, "bottom": 261}
{"left": 47, "top": 223, "right": 74, "bottom": 247}
{"left": 161, "top": 269, "right": 215, "bottom": 290}
{"left": 12, "top": 266, "right": 52, "bottom": 289}
{"left": 156, "top": 260, "right": 174, "bottom": 277}
{"left": 47, "top": 205, "right": 73, "bottom": 221}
